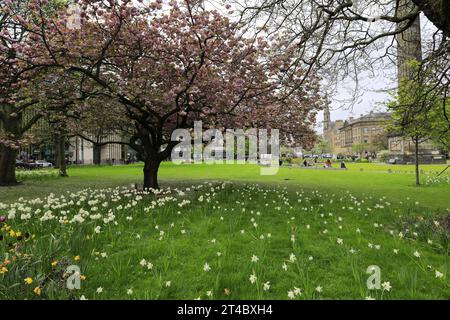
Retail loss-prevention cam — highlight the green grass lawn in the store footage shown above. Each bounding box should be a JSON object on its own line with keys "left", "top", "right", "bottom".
{"left": 2, "top": 162, "right": 450, "bottom": 208}
{"left": 0, "top": 163, "right": 449, "bottom": 300}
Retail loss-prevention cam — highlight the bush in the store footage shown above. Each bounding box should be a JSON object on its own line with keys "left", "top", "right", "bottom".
{"left": 377, "top": 150, "right": 390, "bottom": 162}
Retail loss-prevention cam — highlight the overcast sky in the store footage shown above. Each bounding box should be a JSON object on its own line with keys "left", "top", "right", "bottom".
{"left": 315, "top": 72, "right": 393, "bottom": 132}
{"left": 150, "top": 1, "right": 436, "bottom": 136}
{"left": 316, "top": 13, "right": 436, "bottom": 133}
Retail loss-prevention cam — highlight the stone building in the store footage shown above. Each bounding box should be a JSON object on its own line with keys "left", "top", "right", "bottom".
{"left": 69, "top": 135, "right": 131, "bottom": 165}
{"left": 323, "top": 105, "right": 390, "bottom": 156}
{"left": 15, "top": 114, "right": 130, "bottom": 165}
{"left": 19, "top": 135, "right": 129, "bottom": 165}
{"left": 397, "top": 0, "right": 422, "bottom": 83}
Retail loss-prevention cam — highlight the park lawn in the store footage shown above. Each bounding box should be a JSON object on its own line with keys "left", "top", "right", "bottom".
{"left": 1, "top": 162, "right": 449, "bottom": 209}
{"left": 0, "top": 164, "right": 449, "bottom": 300}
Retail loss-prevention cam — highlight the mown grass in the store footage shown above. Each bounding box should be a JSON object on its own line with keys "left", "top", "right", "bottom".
{"left": 2, "top": 162, "right": 449, "bottom": 209}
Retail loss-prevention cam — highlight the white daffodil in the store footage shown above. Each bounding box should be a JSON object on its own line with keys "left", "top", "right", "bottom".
{"left": 381, "top": 281, "right": 392, "bottom": 292}
{"left": 139, "top": 259, "right": 147, "bottom": 267}
{"left": 289, "top": 253, "right": 297, "bottom": 263}
{"left": 435, "top": 270, "right": 444, "bottom": 278}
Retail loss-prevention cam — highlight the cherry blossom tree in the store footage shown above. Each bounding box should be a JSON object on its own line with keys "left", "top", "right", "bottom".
{"left": 21, "top": 0, "right": 324, "bottom": 189}
{"left": 0, "top": 0, "right": 58, "bottom": 184}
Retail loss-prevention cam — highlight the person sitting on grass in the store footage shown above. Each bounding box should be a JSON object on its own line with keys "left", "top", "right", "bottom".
{"left": 340, "top": 161, "right": 347, "bottom": 170}
{"left": 324, "top": 159, "right": 332, "bottom": 168}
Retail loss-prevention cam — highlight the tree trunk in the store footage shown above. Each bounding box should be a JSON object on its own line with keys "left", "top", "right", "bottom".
{"left": 57, "top": 134, "right": 68, "bottom": 177}
{"left": 54, "top": 133, "right": 68, "bottom": 177}
{"left": 412, "top": 0, "right": 450, "bottom": 37}
{"left": 414, "top": 137, "right": 420, "bottom": 186}
{"left": 54, "top": 137, "right": 60, "bottom": 170}
{"left": 0, "top": 145, "right": 18, "bottom": 185}
{"left": 143, "top": 158, "right": 161, "bottom": 190}
{"left": 93, "top": 144, "right": 102, "bottom": 165}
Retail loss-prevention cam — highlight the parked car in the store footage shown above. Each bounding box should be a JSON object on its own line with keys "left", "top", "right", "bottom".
{"left": 16, "top": 160, "right": 27, "bottom": 169}
{"left": 16, "top": 160, "right": 40, "bottom": 170}
{"left": 34, "top": 160, "right": 54, "bottom": 168}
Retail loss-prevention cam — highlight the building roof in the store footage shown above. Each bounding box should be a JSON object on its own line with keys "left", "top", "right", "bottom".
{"left": 339, "top": 112, "right": 390, "bottom": 129}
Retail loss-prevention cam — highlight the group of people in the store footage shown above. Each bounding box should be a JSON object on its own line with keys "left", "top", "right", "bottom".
{"left": 302, "top": 159, "right": 347, "bottom": 170}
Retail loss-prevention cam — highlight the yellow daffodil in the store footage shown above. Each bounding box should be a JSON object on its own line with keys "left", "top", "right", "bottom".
{"left": 24, "top": 277, "right": 33, "bottom": 285}
{"left": 51, "top": 260, "right": 59, "bottom": 267}
{"left": 8, "top": 230, "right": 15, "bottom": 237}
{"left": 33, "top": 287, "right": 41, "bottom": 296}
{"left": 80, "top": 275, "right": 86, "bottom": 281}
{"left": 74, "top": 255, "right": 80, "bottom": 261}
{"left": 0, "top": 266, "right": 8, "bottom": 274}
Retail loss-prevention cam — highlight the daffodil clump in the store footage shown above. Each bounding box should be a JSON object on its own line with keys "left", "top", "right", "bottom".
{"left": 423, "top": 172, "right": 450, "bottom": 186}
{"left": 15, "top": 170, "right": 59, "bottom": 182}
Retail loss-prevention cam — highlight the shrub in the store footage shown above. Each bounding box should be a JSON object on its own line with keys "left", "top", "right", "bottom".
{"left": 377, "top": 150, "right": 390, "bottom": 162}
